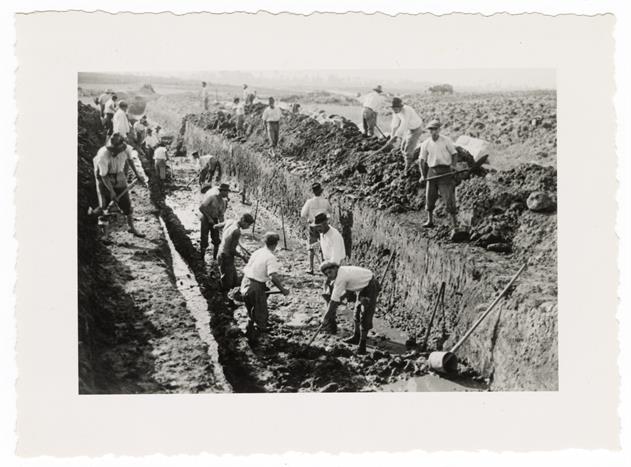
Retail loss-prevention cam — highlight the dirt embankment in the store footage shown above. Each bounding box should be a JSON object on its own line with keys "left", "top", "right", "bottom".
{"left": 77, "top": 102, "right": 225, "bottom": 393}
{"left": 179, "top": 103, "right": 558, "bottom": 390}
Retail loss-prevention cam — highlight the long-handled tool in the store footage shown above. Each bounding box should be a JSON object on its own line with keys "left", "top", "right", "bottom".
{"left": 428, "top": 263, "right": 527, "bottom": 373}
{"left": 280, "top": 202, "right": 290, "bottom": 250}
{"left": 88, "top": 179, "right": 138, "bottom": 216}
{"left": 420, "top": 282, "right": 446, "bottom": 351}
{"left": 374, "top": 124, "right": 386, "bottom": 139}
{"left": 420, "top": 155, "right": 488, "bottom": 183}
{"left": 252, "top": 199, "right": 260, "bottom": 235}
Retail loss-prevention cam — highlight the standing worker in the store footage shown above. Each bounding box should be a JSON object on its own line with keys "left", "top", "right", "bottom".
{"left": 360, "top": 85, "right": 385, "bottom": 137}
{"left": 93, "top": 132, "right": 147, "bottom": 237}
{"left": 262, "top": 97, "right": 281, "bottom": 150}
{"left": 240, "top": 232, "right": 290, "bottom": 340}
{"left": 143, "top": 127, "right": 158, "bottom": 158}
{"left": 97, "top": 89, "right": 113, "bottom": 118}
{"left": 419, "top": 119, "right": 459, "bottom": 228}
{"left": 199, "top": 182, "right": 230, "bottom": 261}
{"left": 103, "top": 94, "right": 118, "bottom": 138}
{"left": 300, "top": 182, "right": 333, "bottom": 275}
{"left": 234, "top": 97, "right": 246, "bottom": 138}
{"left": 312, "top": 212, "right": 346, "bottom": 266}
{"left": 215, "top": 213, "right": 255, "bottom": 291}
{"left": 381, "top": 97, "right": 424, "bottom": 173}
{"left": 319, "top": 261, "right": 381, "bottom": 354}
{"left": 153, "top": 140, "right": 169, "bottom": 181}
{"left": 112, "top": 101, "right": 132, "bottom": 141}
{"left": 201, "top": 81, "right": 209, "bottom": 111}
{"left": 133, "top": 115, "right": 148, "bottom": 147}
{"left": 192, "top": 151, "right": 223, "bottom": 187}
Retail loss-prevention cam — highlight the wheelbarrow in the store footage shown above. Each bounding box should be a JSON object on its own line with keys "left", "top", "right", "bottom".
{"left": 428, "top": 263, "right": 527, "bottom": 373}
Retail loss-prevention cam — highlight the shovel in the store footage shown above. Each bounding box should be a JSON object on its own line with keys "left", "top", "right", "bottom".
{"left": 420, "top": 155, "right": 488, "bottom": 183}
{"left": 428, "top": 263, "right": 527, "bottom": 373}
{"left": 420, "top": 281, "right": 446, "bottom": 351}
{"left": 88, "top": 179, "right": 138, "bottom": 216}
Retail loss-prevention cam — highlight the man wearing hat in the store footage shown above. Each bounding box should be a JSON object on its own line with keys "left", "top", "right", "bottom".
{"left": 215, "top": 213, "right": 255, "bottom": 291}
{"left": 262, "top": 97, "right": 282, "bottom": 149}
{"left": 93, "top": 132, "right": 147, "bottom": 237}
{"left": 192, "top": 151, "right": 223, "bottom": 187}
{"left": 240, "top": 232, "right": 290, "bottom": 339}
{"left": 103, "top": 94, "right": 118, "bottom": 138}
{"left": 383, "top": 97, "right": 424, "bottom": 172}
{"left": 112, "top": 100, "right": 132, "bottom": 141}
{"left": 312, "top": 212, "right": 346, "bottom": 266}
{"left": 133, "top": 115, "right": 148, "bottom": 146}
{"left": 300, "top": 182, "right": 333, "bottom": 274}
{"left": 419, "top": 119, "right": 459, "bottom": 228}
{"left": 360, "top": 85, "right": 385, "bottom": 137}
{"left": 319, "top": 262, "right": 381, "bottom": 354}
{"left": 199, "top": 182, "right": 231, "bottom": 260}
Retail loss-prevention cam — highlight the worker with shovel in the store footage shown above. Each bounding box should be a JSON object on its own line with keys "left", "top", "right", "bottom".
{"left": 93, "top": 132, "right": 147, "bottom": 238}
{"left": 381, "top": 97, "right": 424, "bottom": 173}
{"left": 300, "top": 182, "right": 333, "bottom": 275}
{"left": 240, "top": 232, "right": 290, "bottom": 341}
{"left": 215, "top": 213, "right": 255, "bottom": 291}
{"left": 153, "top": 140, "right": 169, "bottom": 182}
{"left": 360, "top": 85, "right": 386, "bottom": 137}
{"left": 419, "top": 119, "right": 459, "bottom": 229}
{"left": 319, "top": 261, "right": 381, "bottom": 355}
{"left": 192, "top": 151, "right": 223, "bottom": 187}
{"left": 199, "top": 182, "right": 230, "bottom": 261}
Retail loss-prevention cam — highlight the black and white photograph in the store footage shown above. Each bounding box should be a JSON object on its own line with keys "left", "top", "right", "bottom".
{"left": 77, "top": 69, "right": 558, "bottom": 393}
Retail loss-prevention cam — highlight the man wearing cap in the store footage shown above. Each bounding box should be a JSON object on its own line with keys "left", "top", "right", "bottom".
{"left": 103, "top": 94, "right": 118, "bottom": 137}
{"left": 153, "top": 140, "right": 169, "bottom": 181}
{"left": 300, "top": 182, "right": 333, "bottom": 274}
{"left": 113, "top": 101, "right": 132, "bottom": 141}
{"left": 262, "top": 97, "right": 282, "bottom": 149}
{"left": 319, "top": 262, "right": 381, "bottom": 354}
{"left": 192, "top": 151, "right": 223, "bottom": 187}
{"left": 419, "top": 120, "right": 459, "bottom": 228}
{"left": 199, "top": 183, "right": 231, "bottom": 260}
{"left": 215, "top": 213, "right": 255, "bottom": 291}
{"left": 360, "top": 85, "right": 385, "bottom": 137}
{"left": 240, "top": 232, "right": 290, "bottom": 339}
{"left": 382, "top": 97, "right": 424, "bottom": 172}
{"left": 93, "top": 132, "right": 147, "bottom": 237}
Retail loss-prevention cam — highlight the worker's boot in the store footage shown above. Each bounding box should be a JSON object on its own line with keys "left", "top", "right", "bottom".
{"left": 423, "top": 212, "right": 435, "bottom": 228}
{"left": 357, "top": 330, "right": 369, "bottom": 355}
{"left": 344, "top": 320, "right": 361, "bottom": 345}
{"left": 212, "top": 245, "right": 218, "bottom": 260}
{"left": 200, "top": 247, "right": 206, "bottom": 261}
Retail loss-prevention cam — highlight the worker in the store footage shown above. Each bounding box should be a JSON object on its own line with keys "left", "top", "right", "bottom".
{"left": 112, "top": 101, "right": 132, "bottom": 141}
{"left": 234, "top": 97, "right": 245, "bottom": 138}
{"left": 381, "top": 97, "right": 424, "bottom": 172}
{"left": 199, "top": 182, "right": 230, "bottom": 260}
{"left": 291, "top": 102, "right": 301, "bottom": 114}
{"left": 300, "top": 182, "right": 333, "bottom": 274}
{"left": 419, "top": 119, "right": 459, "bottom": 228}
{"left": 201, "top": 81, "right": 209, "bottom": 111}
{"left": 153, "top": 140, "right": 169, "bottom": 181}
{"left": 360, "top": 85, "right": 385, "bottom": 137}
{"left": 215, "top": 213, "right": 255, "bottom": 291}
{"left": 93, "top": 132, "right": 147, "bottom": 237}
{"left": 192, "top": 151, "right": 223, "bottom": 187}
{"left": 262, "top": 97, "right": 281, "bottom": 149}
{"left": 143, "top": 127, "right": 158, "bottom": 157}
{"left": 97, "top": 89, "right": 113, "bottom": 118}
{"left": 319, "top": 261, "right": 381, "bottom": 354}
{"left": 240, "top": 232, "right": 290, "bottom": 340}
{"left": 103, "top": 94, "right": 118, "bottom": 137}
{"left": 312, "top": 212, "right": 346, "bottom": 266}
{"left": 133, "top": 115, "right": 148, "bottom": 147}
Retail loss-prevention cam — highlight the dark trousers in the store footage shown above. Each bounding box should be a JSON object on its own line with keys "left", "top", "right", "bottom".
{"left": 354, "top": 278, "right": 381, "bottom": 333}
{"left": 200, "top": 216, "right": 220, "bottom": 252}
{"left": 266, "top": 121, "right": 280, "bottom": 148}
{"left": 218, "top": 253, "right": 241, "bottom": 290}
{"left": 104, "top": 113, "right": 114, "bottom": 137}
{"left": 426, "top": 165, "right": 457, "bottom": 214}
{"left": 362, "top": 107, "right": 377, "bottom": 136}
{"left": 241, "top": 277, "right": 269, "bottom": 330}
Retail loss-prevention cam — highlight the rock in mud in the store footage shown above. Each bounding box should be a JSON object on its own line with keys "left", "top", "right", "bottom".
{"left": 486, "top": 242, "right": 512, "bottom": 253}
{"left": 527, "top": 191, "right": 555, "bottom": 212}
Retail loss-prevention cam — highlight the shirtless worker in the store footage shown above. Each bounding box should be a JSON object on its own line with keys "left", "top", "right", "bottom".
{"left": 192, "top": 151, "right": 223, "bottom": 187}
{"left": 319, "top": 261, "right": 381, "bottom": 354}
{"left": 199, "top": 183, "right": 230, "bottom": 261}
{"left": 240, "top": 232, "right": 290, "bottom": 340}
{"left": 300, "top": 182, "right": 332, "bottom": 274}
{"left": 93, "top": 132, "right": 147, "bottom": 237}
{"left": 215, "top": 213, "right": 255, "bottom": 291}
{"left": 419, "top": 119, "right": 459, "bottom": 228}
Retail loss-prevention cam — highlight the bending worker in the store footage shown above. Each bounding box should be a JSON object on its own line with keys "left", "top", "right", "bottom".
{"left": 240, "top": 232, "right": 290, "bottom": 340}
{"left": 381, "top": 97, "right": 424, "bottom": 173}
{"left": 199, "top": 183, "right": 230, "bottom": 261}
{"left": 419, "top": 119, "right": 459, "bottom": 229}
{"left": 93, "top": 132, "right": 147, "bottom": 238}
{"left": 215, "top": 213, "right": 255, "bottom": 291}
{"left": 300, "top": 182, "right": 332, "bottom": 275}
{"left": 360, "top": 84, "right": 385, "bottom": 137}
{"left": 319, "top": 261, "right": 381, "bottom": 355}
{"left": 192, "top": 151, "right": 223, "bottom": 187}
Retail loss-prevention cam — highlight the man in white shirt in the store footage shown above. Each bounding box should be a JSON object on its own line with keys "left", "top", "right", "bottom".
{"left": 97, "top": 89, "right": 113, "bottom": 118}
{"left": 240, "top": 232, "right": 290, "bottom": 339}
{"left": 319, "top": 261, "right": 381, "bottom": 354}
{"left": 233, "top": 97, "right": 246, "bottom": 137}
{"left": 312, "top": 213, "right": 346, "bottom": 266}
{"left": 153, "top": 141, "right": 169, "bottom": 181}
{"left": 112, "top": 101, "right": 132, "bottom": 141}
{"left": 103, "top": 94, "right": 118, "bottom": 137}
{"left": 262, "top": 97, "right": 282, "bottom": 149}
{"left": 133, "top": 115, "right": 148, "bottom": 146}
{"left": 191, "top": 151, "right": 223, "bottom": 187}
{"left": 382, "top": 97, "right": 424, "bottom": 172}
{"left": 93, "top": 133, "right": 147, "bottom": 237}
{"left": 360, "top": 85, "right": 385, "bottom": 137}
{"left": 201, "top": 81, "right": 209, "bottom": 111}
{"left": 419, "top": 119, "right": 459, "bottom": 228}
{"left": 300, "top": 182, "right": 333, "bottom": 274}
{"left": 143, "top": 127, "right": 158, "bottom": 157}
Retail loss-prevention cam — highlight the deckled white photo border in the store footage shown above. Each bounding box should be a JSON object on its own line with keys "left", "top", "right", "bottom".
{"left": 14, "top": 11, "right": 618, "bottom": 455}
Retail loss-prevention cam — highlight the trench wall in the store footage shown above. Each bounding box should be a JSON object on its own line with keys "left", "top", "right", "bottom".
{"left": 184, "top": 122, "right": 558, "bottom": 391}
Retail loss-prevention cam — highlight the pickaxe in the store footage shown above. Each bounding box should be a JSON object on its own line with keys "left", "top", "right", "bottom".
{"left": 420, "top": 155, "right": 488, "bottom": 183}
{"left": 88, "top": 179, "right": 138, "bottom": 216}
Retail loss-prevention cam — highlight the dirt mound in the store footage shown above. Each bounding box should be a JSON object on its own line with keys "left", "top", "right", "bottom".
{"left": 138, "top": 83, "right": 157, "bottom": 95}
{"left": 282, "top": 90, "right": 359, "bottom": 106}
